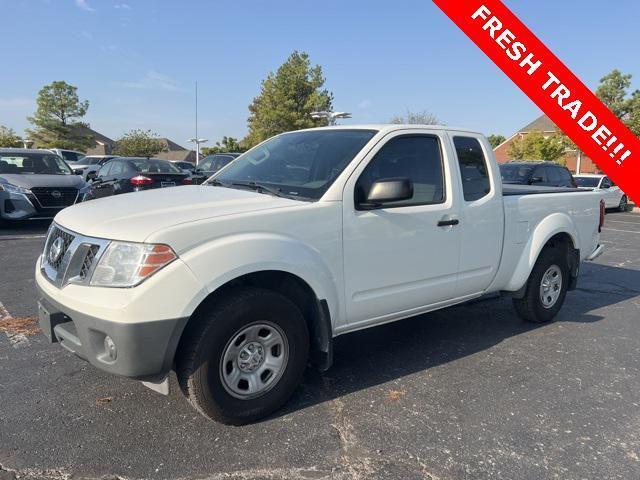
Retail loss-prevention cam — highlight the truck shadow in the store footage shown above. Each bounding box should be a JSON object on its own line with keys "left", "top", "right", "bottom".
{"left": 274, "top": 261, "right": 640, "bottom": 420}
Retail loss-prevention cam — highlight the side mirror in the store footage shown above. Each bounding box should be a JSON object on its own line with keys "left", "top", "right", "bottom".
{"left": 601, "top": 184, "right": 611, "bottom": 189}
{"left": 359, "top": 178, "right": 413, "bottom": 209}
{"left": 74, "top": 170, "right": 83, "bottom": 175}
{"left": 529, "top": 176, "right": 543, "bottom": 184}
{"left": 91, "top": 177, "right": 102, "bottom": 184}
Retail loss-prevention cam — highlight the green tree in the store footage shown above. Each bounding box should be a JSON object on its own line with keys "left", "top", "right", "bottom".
{"left": 26, "top": 81, "right": 93, "bottom": 150}
{"left": 0, "top": 126, "right": 22, "bottom": 147}
{"left": 487, "top": 134, "right": 506, "bottom": 148}
{"left": 389, "top": 109, "right": 440, "bottom": 125}
{"left": 508, "top": 130, "right": 567, "bottom": 163}
{"left": 246, "top": 51, "right": 333, "bottom": 147}
{"left": 201, "top": 136, "right": 245, "bottom": 156}
{"left": 595, "top": 69, "right": 640, "bottom": 136}
{"left": 114, "top": 129, "right": 166, "bottom": 157}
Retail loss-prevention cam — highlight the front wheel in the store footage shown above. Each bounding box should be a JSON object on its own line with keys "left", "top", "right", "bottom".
{"left": 513, "top": 247, "right": 569, "bottom": 323}
{"left": 618, "top": 195, "right": 628, "bottom": 212}
{"left": 176, "top": 287, "right": 309, "bottom": 425}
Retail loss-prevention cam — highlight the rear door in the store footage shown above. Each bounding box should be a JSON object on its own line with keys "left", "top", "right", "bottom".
{"left": 600, "top": 176, "right": 621, "bottom": 207}
{"left": 449, "top": 133, "right": 504, "bottom": 297}
{"left": 342, "top": 130, "right": 462, "bottom": 327}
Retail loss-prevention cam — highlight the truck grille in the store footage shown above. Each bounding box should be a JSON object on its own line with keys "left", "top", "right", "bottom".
{"left": 41, "top": 224, "right": 111, "bottom": 288}
{"left": 79, "top": 245, "right": 100, "bottom": 279}
{"left": 45, "top": 226, "right": 75, "bottom": 270}
{"left": 30, "top": 187, "right": 78, "bottom": 208}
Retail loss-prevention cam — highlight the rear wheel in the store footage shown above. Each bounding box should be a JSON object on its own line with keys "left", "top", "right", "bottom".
{"left": 618, "top": 195, "right": 628, "bottom": 212}
{"left": 176, "top": 287, "right": 309, "bottom": 425}
{"left": 513, "top": 247, "right": 569, "bottom": 323}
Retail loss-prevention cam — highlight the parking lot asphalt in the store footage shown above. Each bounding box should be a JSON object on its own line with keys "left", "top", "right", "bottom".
{"left": 1, "top": 212, "right": 639, "bottom": 480}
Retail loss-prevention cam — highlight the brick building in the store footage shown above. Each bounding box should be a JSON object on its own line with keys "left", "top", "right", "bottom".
{"left": 493, "top": 114, "right": 601, "bottom": 174}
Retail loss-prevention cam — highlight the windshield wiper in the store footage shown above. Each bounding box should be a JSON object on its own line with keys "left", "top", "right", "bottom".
{"left": 206, "top": 178, "right": 228, "bottom": 187}
{"left": 230, "top": 181, "right": 286, "bottom": 198}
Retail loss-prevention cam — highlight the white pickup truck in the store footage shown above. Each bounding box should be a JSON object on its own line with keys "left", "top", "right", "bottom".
{"left": 36, "top": 125, "right": 605, "bottom": 424}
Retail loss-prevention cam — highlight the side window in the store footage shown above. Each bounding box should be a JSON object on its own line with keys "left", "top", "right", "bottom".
{"left": 199, "top": 158, "right": 213, "bottom": 171}
{"left": 557, "top": 168, "right": 572, "bottom": 186}
{"left": 532, "top": 167, "right": 548, "bottom": 183}
{"left": 109, "top": 161, "right": 124, "bottom": 176}
{"left": 355, "top": 135, "right": 444, "bottom": 208}
{"left": 547, "top": 167, "right": 561, "bottom": 184}
{"left": 453, "top": 136, "right": 490, "bottom": 201}
{"left": 96, "top": 162, "right": 112, "bottom": 177}
{"left": 601, "top": 177, "right": 612, "bottom": 188}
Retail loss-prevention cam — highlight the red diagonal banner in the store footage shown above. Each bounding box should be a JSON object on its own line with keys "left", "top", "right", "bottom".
{"left": 433, "top": 0, "right": 639, "bottom": 204}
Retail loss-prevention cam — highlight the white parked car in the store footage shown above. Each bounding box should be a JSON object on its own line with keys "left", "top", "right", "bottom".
{"left": 35, "top": 125, "right": 605, "bottom": 424}
{"left": 49, "top": 149, "right": 86, "bottom": 164}
{"left": 574, "top": 174, "right": 628, "bottom": 211}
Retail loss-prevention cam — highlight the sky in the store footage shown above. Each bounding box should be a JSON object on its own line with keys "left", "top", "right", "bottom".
{"left": 1, "top": 0, "right": 639, "bottom": 148}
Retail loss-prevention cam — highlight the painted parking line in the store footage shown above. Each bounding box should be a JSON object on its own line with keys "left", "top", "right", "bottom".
{"left": 0, "top": 234, "right": 47, "bottom": 241}
{"left": 0, "top": 301, "right": 39, "bottom": 348}
{"left": 606, "top": 220, "right": 640, "bottom": 226}
{"left": 603, "top": 228, "right": 640, "bottom": 234}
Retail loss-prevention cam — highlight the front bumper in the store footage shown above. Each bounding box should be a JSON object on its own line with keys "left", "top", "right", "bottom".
{"left": 35, "top": 253, "right": 205, "bottom": 380}
{"left": 37, "top": 284, "right": 188, "bottom": 380}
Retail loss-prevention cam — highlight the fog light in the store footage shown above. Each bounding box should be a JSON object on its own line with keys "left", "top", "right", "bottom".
{"left": 104, "top": 336, "right": 117, "bottom": 361}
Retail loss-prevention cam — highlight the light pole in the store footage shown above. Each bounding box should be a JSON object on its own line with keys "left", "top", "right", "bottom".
{"left": 310, "top": 111, "right": 352, "bottom": 126}
{"left": 188, "top": 138, "right": 208, "bottom": 164}
{"left": 189, "top": 80, "right": 209, "bottom": 164}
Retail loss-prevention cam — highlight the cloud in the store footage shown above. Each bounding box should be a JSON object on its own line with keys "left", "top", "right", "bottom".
{"left": 116, "top": 70, "right": 187, "bottom": 93}
{"left": 114, "top": 3, "right": 131, "bottom": 9}
{"left": 74, "top": 0, "right": 95, "bottom": 12}
{"left": 81, "top": 30, "right": 93, "bottom": 40}
{"left": 358, "top": 99, "right": 372, "bottom": 109}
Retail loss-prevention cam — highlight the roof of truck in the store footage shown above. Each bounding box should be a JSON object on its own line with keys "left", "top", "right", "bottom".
{"left": 297, "top": 124, "right": 483, "bottom": 135}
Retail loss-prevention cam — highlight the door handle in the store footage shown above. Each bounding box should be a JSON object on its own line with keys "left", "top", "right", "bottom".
{"left": 437, "top": 217, "right": 459, "bottom": 227}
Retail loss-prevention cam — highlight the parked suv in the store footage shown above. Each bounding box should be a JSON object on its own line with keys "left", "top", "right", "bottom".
{"left": 500, "top": 161, "right": 577, "bottom": 188}
{"left": 0, "top": 148, "right": 91, "bottom": 226}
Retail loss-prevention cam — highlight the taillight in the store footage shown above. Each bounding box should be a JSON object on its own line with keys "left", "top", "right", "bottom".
{"left": 181, "top": 177, "right": 192, "bottom": 185}
{"left": 131, "top": 175, "right": 153, "bottom": 186}
{"left": 598, "top": 199, "right": 605, "bottom": 233}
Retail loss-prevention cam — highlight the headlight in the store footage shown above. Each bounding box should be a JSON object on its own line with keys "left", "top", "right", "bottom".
{"left": 90, "top": 242, "right": 177, "bottom": 287}
{"left": 0, "top": 183, "right": 31, "bottom": 195}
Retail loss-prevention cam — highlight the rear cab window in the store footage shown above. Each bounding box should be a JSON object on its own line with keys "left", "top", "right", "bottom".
{"left": 452, "top": 136, "right": 491, "bottom": 201}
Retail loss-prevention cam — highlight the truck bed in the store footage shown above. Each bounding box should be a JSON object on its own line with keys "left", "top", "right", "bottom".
{"left": 502, "top": 185, "right": 590, "bottom": 196}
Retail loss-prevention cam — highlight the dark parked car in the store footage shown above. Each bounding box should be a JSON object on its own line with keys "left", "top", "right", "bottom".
{"left": 90, "top": 157, "right": 191, "bottom": 199}
{"left": 0, "top": 148, "right": 91, "bottom": 226}
{"left": 197, "top": 153, "right": 241, "bottom": 177}
{"left": 170, "top": 160, "right": 207, "bottom": 185}
{"left": 499, "top": 161, "right": 578, "bottom": 188}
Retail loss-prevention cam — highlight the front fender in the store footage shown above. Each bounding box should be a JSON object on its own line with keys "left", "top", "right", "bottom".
{"left": 503, "top": 212, "right": 579, "bottom": 292}
{"left": 180, "top": 232, "right": 341, "bottom": 324}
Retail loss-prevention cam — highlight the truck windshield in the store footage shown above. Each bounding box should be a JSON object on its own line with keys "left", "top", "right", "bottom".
{"left": 0, "top": 153, "right": 73, "bottom": 175}
{"left": 574, "top": 177, "right": 600, "bottom": 187}
{"left": 211, "top": 129, "right": 377, "bottom": 200}
{"left": 500, "top": 164, "right": 535, "bottom": 182}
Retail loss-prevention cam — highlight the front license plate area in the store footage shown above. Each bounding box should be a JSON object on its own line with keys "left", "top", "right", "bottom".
{"left": 161, "top": 182, "right": 175, "bottom": 188}
{"left": 37, "top": 301, "right": 66, "bottom": 343}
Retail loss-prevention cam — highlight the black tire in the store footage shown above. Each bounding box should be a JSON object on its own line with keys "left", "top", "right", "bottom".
{"left": 176, "top": 287, "right": 309, "bottom": 425}
{"left": 513, "top": 247, "right": 569, "bottom": 323}
{"left": 618, "top": 195, "right": 628, "bottom": 212}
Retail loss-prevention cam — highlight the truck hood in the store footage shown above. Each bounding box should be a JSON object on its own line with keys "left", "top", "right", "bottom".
{"left": 54, "top": 185, "right": 303, "bottom": 242}
{"left": 0, "top": 174, "right": 86, "bottom": 189}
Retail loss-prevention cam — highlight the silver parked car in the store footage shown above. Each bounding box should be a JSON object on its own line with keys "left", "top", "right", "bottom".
{"left": 0, "top": 149, "right": 92, "bottom": 226}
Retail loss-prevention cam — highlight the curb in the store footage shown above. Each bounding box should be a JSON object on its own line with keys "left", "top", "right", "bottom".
{"left": 630, "top": 203, "right": 639, "bottom": 213}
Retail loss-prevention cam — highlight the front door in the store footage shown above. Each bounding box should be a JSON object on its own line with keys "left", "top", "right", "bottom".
{"left": 342, "top": 131, "right": 461, "bottom": 327}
